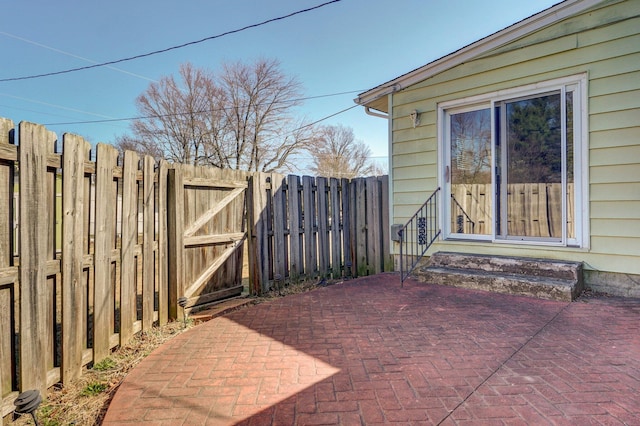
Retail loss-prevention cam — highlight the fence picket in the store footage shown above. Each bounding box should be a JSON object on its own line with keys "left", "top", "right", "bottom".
{"left": 330, "top": 178, "right": 341, "bottom": 278}
{"left": 119, "top": 150, "right": 138, "bottom": 345}
{"left": 316, "top": 177, "right": 329, "bottom": 278}
{"left": 287, "top": 175, "right": 302, "bottom": 282}
{"left": 142, "top": 155, "right": 155, "bottom": 330}
{"left": 354, "top": 178, "right": 367, "bottom": 277}
{"left": 93, "top": 143, "right": 118, "bottom": 363}
{"left": 366, "top": 177, "right": 381, "bottom": 274}
{"left": 380, "top": 176, "right": 392, "bottom": 271}
{"left": 302, "top": 176, "right": 317, "bottom": 278}
{"left": 340, "top": 178, "right": 352, "bottom": 278}
{"left": 18, "top": 122, "right": 54, "bottom": 393}
{"left": 272, "top": 174, "right": 287, "bottom": 283}
{"left": 61, "top": 133, "right": 90, "bottom": 382}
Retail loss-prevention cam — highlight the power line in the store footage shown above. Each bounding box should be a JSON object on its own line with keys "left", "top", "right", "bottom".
{"left": 0, "top": 0, "right": 342, "bottom": 83}
{"left": 42, "top": 89, "right": 364, "bottom": 126}
{"left": 0, "top": 31, "right": 157, "bottom": 82}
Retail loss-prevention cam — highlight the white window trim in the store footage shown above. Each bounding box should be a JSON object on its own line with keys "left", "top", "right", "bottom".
{"left": 438, "top": 73, "right": 589, "bottom": 248}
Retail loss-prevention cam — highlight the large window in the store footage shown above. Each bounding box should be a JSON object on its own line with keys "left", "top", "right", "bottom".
{"left": 440, "top": 75, "right": 586, "bottom": 247}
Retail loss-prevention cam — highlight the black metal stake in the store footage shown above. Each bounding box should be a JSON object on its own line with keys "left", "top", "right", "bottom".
{"left": 177, "top": 296, "right": 188, "bottom": 328}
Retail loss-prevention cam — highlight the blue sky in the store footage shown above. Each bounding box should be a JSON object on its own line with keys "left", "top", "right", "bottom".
{"left": 1, "top": 0, "right": 559, "bottom": 172}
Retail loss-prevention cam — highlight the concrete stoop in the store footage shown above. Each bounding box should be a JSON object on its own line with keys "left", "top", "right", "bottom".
{"left": 415, "top": 251, "right": 584, "bottom": 301}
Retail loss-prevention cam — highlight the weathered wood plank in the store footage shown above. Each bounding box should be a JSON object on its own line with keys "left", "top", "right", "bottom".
{"left": 0, "top": 267, "right": 18, "bottom": 285}
{"left": 93, "top": 143, "right": 118, "bottom": 363}
{"left": 302, "top": 176, "right": 317, "bottom": 279}
{"left": 167, "top": 166, "right": 185, "bottom": 320}
{"left": 380, "top": 175, "right": 392, "bottom": 271}
{"left": 142, "top": 155, "right": 155, "bottom": 331}
{"left": 354, "top": 178, "right": 367, "bottom": 277}
{"left": 183, "top": 186, "right": 245, "bottom": 238}
{"left": 0, "top": 142, "right": 17, "bottom": 162}
{"left": 330, "top": 178, "right": 342, "bottom": 278}
{"left": 341, "top": 178, "right": 353, "bottom": 278}
{"left": 0, "top": 118, "right": 14, "bottom": 407}
{"left": 184, "top": 232, "right": 246, "bottom": 247}
{"left": 272, "top": 174, "right": 287, "bottom": 284}
{"left": 184, "top": 241, "right": 243, "bottom": 299}
{"left": 248, "top": 174, "right": 269, "bottom": 294}
{"left": 316, "top": 177, "right": 329, "bottom": 278}
{"left": 119, "top": 150, "right": 138, "bottom": 345}
{"left": 366, "top": 177, "right": 382, "bottom": 274}
{"left": 287, "top": 175, "right": 302, "bottom": 282}
{"left": 61, "top": 133, "right": 91, "bottom": 382}
{"left": 157, "top": 161, "right": 169, "bottom": 325}
{"left": 19, "top": 121, "right": 54, "bottom": 393}
{"left": 183, "top": 177, "right": 247, "bottom": 189}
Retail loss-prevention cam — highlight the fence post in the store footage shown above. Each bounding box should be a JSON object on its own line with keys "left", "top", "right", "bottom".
{"left": 61, "top": 133, "right": 91, "bottom": 383}
{"left": 0, "top": 118, "right": 15, "bottom": 415}
{"left": 157, "top": 160, "right": 169, "bottom": 325}
{"left": 18, "top": 122, "right": 55, "bottom": 394}
{"left": 247, "top": 173, "right": 269, "bottom": 294}
{"left": 167, "top": 166, "right": 184, "bottom": 319}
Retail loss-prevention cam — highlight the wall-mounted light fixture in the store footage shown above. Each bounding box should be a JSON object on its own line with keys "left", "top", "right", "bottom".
{"left": 409, "top": 110, "right": 420, "bottom": 128}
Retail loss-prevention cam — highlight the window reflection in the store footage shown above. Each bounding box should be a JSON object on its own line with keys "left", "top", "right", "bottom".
{"left": 450, "top": 108, "right": 492, "bottom": 235}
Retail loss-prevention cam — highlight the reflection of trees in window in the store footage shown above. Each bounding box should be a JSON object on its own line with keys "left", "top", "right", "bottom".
{"left": 506, "top": 94, "right": 562, "bottom": 184}
{"left": 450, "top": 109, "right": 491, "bottom": 185}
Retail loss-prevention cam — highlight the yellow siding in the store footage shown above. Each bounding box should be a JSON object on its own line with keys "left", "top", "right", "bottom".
{"left": 592, "top": 218, "right": 640, "bottom": 238}
{"left": 390, "top": 0, "right": 640, "bottom": 276}
{"left": 590, "top": 127, "right": 640, "bottom": 149}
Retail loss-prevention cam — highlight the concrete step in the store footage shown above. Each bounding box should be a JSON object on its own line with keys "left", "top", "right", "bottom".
{"left": 416, "top": 252, "right": 583, "bottom": 301}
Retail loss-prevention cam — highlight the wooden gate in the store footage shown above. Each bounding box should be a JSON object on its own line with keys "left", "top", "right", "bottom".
{"left": 167, "top": 164, "right": 248, "bottom": 317}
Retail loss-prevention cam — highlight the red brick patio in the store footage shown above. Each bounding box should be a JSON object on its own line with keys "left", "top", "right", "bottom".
{"left": 104, "top": 274, "right": 640, "bottom": 425}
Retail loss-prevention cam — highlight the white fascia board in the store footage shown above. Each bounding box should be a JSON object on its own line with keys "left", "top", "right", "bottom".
{"left": 354, "top": 0, "right": 604, "bottom": 107}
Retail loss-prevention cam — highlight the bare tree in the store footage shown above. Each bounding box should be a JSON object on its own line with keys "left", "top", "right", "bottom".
{"left": 118, "top": 59, "right": 312, "bottom": 172}
{"left": 308, "top": 124, "right": 381, "bottom": 178}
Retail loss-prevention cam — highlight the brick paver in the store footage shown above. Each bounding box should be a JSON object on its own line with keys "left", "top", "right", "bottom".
{"left": 104, "top": 274, "right": 640, "bottom": 425}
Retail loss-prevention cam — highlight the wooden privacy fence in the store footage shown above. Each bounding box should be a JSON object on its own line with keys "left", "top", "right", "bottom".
{"left": 248, "top": 173, "right": 392, "bottom": 294}
{"left": 451, "top": 183, "right": 575, "bottom": 237}
{"left": 0, "top": 118, "right": 391, "bottom": 421}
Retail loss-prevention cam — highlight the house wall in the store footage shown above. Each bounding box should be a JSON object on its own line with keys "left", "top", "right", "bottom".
{"left": 390, "top": 0, "right": 640, "bottom": 294}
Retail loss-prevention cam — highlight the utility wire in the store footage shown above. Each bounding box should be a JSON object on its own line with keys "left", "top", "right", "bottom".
{"left": 0, "top": 31, "right": 157, "bottom": 82}
{"left": 42, "top": 89, "right": 364, "bottom": 126}
{"left": 0, "top": 0, "right": 342, "bottom": 83}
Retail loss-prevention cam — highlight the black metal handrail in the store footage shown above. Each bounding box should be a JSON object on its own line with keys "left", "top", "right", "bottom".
{"left": 398, "top": 187, "right": 441, "bottom": 286}
{"left": 450, "top": 194, "right": 475, "bottom": 234}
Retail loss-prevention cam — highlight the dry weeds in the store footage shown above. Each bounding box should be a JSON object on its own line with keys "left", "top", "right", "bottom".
{"left": 10, "top": 279, "right": 325, "bottom": 426}
{"left": 11, "top": 321, "right": 191, "bottom": 426}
